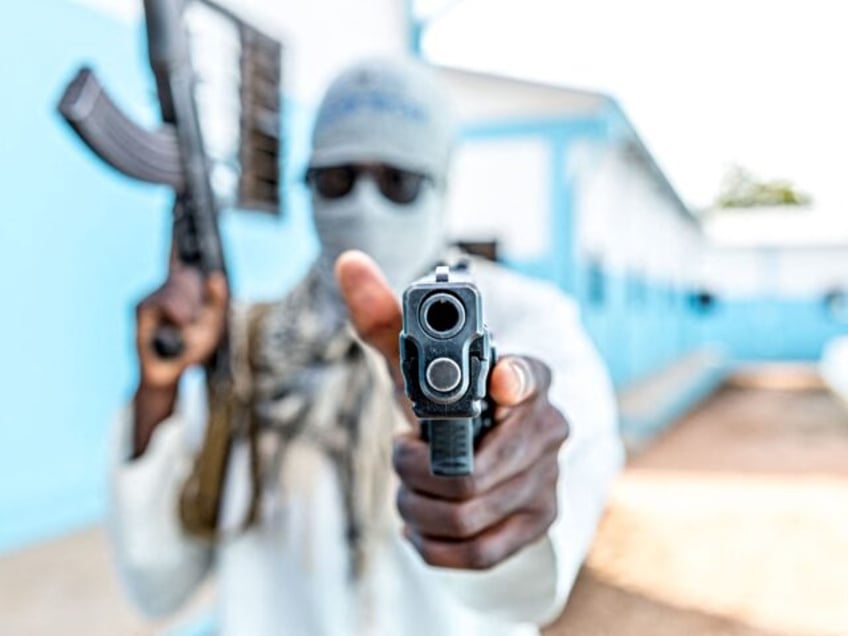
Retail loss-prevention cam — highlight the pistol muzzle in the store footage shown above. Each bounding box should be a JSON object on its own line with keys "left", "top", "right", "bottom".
{"left": 420, "top": 292, "right": 466, "bottom": 338}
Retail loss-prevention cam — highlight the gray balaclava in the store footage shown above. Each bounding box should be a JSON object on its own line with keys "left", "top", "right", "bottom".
{"left": 309, "top": 57, "right": 455, "bottom": 292}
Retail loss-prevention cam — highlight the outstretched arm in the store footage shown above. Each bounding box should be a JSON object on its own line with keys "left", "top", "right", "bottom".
{"left": 335, "top": 251, "right": 623, "bottom": 624}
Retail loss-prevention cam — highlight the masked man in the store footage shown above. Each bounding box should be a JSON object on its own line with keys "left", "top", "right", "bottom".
{"left": 112, "top": 57, "right": 623, "bottom": 636}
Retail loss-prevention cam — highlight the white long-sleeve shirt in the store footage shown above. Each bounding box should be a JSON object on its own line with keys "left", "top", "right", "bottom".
{"left": 108, "top": 259, "right": 623, "bottom": 636}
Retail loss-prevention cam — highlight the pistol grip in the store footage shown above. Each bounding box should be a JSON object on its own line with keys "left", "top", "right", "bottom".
{"left": 422, "top": 418, "right": 475, "bottom": 477}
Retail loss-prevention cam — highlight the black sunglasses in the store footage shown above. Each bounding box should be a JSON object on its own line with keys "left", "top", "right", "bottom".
{"left": 304, "top": 164, "right": 431, "bottom": 205}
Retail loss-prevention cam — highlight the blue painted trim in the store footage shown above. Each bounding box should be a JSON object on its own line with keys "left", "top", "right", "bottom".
{"left": 460, "top": 117, "right": 607, "bottom": 141}
{"left": 406, "top": 0, "right": 424, "bottom": 56}
{"left": 550, "top": 134, "right": 577, "bottom": 293}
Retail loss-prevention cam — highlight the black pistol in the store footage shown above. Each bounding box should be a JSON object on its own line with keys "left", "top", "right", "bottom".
{"left": 400, "top": 264, "right": 496, "bottom": 477}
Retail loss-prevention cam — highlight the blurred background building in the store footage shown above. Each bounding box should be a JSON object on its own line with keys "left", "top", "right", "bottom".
{"left": 2, "top": 0, "right": 847, "bottom": 634}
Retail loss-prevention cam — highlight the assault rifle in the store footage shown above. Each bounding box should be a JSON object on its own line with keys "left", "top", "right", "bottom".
{"left": 56, "top": 0, "right": 282, "bottom": 536}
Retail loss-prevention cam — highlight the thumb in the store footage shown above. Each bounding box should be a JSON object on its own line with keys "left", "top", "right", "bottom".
{"left": 335, "top": 250, "right": 403, "bottom": 370}
{"left": 489, "top": 355, "right": 551, "bottom": 407}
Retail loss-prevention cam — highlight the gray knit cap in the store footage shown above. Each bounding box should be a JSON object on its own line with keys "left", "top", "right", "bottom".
{"left": 309, "top": 57, "right": 454, "bottom": 182}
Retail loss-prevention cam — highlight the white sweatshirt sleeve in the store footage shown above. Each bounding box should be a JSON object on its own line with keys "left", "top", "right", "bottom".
{"left": 107, "top": 371, "right": 214, "bottom": 617}
{"left": 433, "top": 262, "right": 624, "bottom": 625}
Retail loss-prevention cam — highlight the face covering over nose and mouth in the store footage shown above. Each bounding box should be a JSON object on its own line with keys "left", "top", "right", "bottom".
{"left": 312, "top": 176, "right": 445, "bottom": 292}
{"left": 308, "top": 57, "right": 455, "bottom": 293}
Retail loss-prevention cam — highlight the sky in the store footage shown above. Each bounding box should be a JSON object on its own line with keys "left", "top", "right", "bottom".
{"left": 417, "top": 0, "right": 847, "bottom": 223}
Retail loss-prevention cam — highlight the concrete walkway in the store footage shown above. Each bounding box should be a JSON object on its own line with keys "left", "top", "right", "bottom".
{"left": 0, "top": 527, "right": 214, "bottom": 635}
{"left": 547, "top": 373, "right": 848, "bottom": 636}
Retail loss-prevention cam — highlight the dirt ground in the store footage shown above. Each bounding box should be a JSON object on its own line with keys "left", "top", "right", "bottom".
{"left": 546, "top": 379, "right": 848, "bottom": 636}
{"left": 3, "top": 375, "right": 848, "bottom": 635}
{"left": 0, "top": 527, "right": 215, "bottom": 635}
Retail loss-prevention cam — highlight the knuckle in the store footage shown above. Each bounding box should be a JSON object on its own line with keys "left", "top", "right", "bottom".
{"left": 417, "top": 544, "right": 441, "bottom": 567}
{"left": 391, "top": 439, "right": 415, "bottom": 474}
{"left": 544, "top": 457, "right": 560, "bottom": 485}
{"left": 452, "top": 474, "right": 479, "bottom": 499}
{"left": 528, "top": 401, "right": 549, "bottom": 432}
{"left": 445, "top": 501, "right": 479, "bottom": 537}
{"left": 407, "top": 535, "right": 438, "bottom": 566}
{"left": 496, "top": 433, "right": 524, "bottom": 465}
{"left": 160, "top": 279, "right": 182, "bottom": 300}
{"left": 136, "top": 292, "right": 160, "bottom": 316}
{"left": 542, "top": 406, "right": 569, "bottom": 446}
{"left": 543, "top": 499, "right": 559, "bottom": 529}
{"left": 535, "top": 463, "right": 559, "bottom": 505}
{"left": 465, "top": 538, "right": 498, "bottom": 570}
{"left": 180, "top": 295, "right": 202, "bottom": 316}
{"left": 527, "top": 461, "right": 559, "bottom": 511}
{"left": 394, "top": 487, "right": 413, "bottom": 520}
{"left": 534, "top": 485, "right": 560, "bottom": 529}
{"left": 556, "top": 411, "right": 571, "bottom": 443}
{"left": 171, "top": 268, "right": 196, "bottom": 289}
{"left": 159, "top": 293, "right": 186, "bottom": 319}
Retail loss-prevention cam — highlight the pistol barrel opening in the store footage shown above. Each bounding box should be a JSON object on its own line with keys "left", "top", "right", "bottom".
{"left": 421, "top": 293, "right": 466, "bottom": 338}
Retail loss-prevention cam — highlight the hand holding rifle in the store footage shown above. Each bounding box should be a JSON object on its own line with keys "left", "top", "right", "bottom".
{"left": 133, "top": 265, "right": 228, "bottom": 456}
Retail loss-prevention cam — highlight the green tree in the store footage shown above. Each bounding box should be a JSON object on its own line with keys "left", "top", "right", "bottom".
{"left": 715, "top": 165, "right": 812, "bottom": 210}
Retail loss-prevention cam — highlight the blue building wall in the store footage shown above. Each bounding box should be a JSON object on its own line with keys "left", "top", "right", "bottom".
{"left": 699, "top": 297, "right": 847, "bottom": 361}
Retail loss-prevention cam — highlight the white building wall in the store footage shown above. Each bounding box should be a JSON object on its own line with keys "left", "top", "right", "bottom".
{"left": 232, "top": 0, "right": 409, "bottom": 104}
{"left": 76, "top": 0, "right": 410, "bottom": 105}
{"left": 574, "top": 142, "right": 703, "bottom": 287}
{"left": 445, "top": 137, "right": 552, "bottom": 261}
{"left": 702, "top": 247, "right": 848, "bottom": 299}
{"left": 436, "top": 68, "right": 606, "bottom": 123}
{"left": 435, "top": 70, "right": 608, "bottom": 265}
{"left": 775, "top": 249, "right": 848, "bottom": 296}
